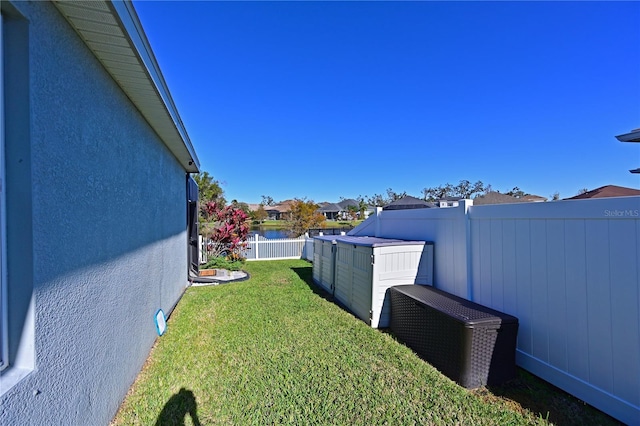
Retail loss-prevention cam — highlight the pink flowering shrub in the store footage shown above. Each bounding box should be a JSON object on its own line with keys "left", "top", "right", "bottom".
{"left": 201, "top": 202, "right": 250, "bottom": 260}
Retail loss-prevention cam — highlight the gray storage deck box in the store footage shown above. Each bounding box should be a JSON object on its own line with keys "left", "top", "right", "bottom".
{"left": 389, "top": 285, "right": 518, "bottom": 388}
{"left": 333, "top": 236, "right": 434, "bottom": 328}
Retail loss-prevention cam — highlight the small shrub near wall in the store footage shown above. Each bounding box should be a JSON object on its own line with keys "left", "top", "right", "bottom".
{"left": 200, "top": 201, "right": 250, "bottom": 259}
{"left": 202, "top": 256, "right": 245, "bottom": 271}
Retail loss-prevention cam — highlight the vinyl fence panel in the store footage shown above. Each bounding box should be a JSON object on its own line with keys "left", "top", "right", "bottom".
{"left": 469, "top": 198, "right": 640, "bottom": 424}
{"left": 346, "top": 197, "right": 640, "bottom": 424}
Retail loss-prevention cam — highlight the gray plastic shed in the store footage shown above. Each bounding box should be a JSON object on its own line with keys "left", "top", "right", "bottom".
{"left": 312, "top": 235, "right": 338, "bottom": 294}
{"left": 332, "top": 236, "right": 434, "bottom": 328}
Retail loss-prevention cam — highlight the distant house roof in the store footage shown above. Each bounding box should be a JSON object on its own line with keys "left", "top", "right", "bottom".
{"left": 267, "top": 205, "right": 288, "bottom": 213}
{"left": 564, "top": 185, "right": 640, "bottom": 200}
{"left": 338, "top": 199, "right": 359, "bottom": 209}
{"left": 382, "top": 196, "right": 432, "bottom": 210}
{"left": 53, "top": 1, "right": 199, "bottom": 172}
{"left": 318, "top": 203, "right": 342, "bottom": 213}
{"left": 473, "top": 192, "right": 528, "bottom": 205}
{"left": 263, "top": 201, "right": 290, "bottom": 213}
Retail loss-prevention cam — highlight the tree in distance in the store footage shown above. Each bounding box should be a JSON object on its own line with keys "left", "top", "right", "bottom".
{"left": 422, "top": 180, "right": 486, "bottom": 201}
{"left": 193, "top": 171, "right": 225, "bottom": 212}
{"left": 251, "top": 204, "right": 268, "bottom": 223}
{"left": 365, "top": 188, "right": 407, "bottom": 207}
{"left": 261, "top": 195, "right": 275, "bottom": 206}
{"left": 505, "top": 187, "right": 528, "bottom": 198}
{"left": 230, "top": 200, "right": 251, "bottom": 216}
{"left": 287, "top": 199, "right": 326, "bottom": 238}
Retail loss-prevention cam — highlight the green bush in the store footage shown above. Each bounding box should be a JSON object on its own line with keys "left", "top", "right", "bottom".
{"left": 202, "top": 256, "right": 245, "bottom": 271}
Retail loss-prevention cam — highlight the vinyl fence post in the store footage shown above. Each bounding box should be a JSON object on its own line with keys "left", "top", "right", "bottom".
{"left": 375, "top": 207, "right": 383, "bottom": 237}
{"left": 461, "top": 199, "right": 473, "bottom": 301}
{"left": 254, "top": 233, "right": 260, "bottom": 260}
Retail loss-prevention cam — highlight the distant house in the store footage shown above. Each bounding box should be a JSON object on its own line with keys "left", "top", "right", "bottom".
{"left": 436, "top": 196, "right": 463, "bottom": 208}
{"left": 383, "top": 196, "right": 433, "bottom": 210}
{"left": 564, "top": 185, "right": 640, "bottom": 200}
{"left": 473, "top": 191, "right": 530, "bottom": 205}
{"left": 316, "top": 199, "right": 373, "bottom": 220}
{"left": 519, "top": 194, "right": 547, "bottom": 202}
{"left": 337, "top": 199, "right": 359, "bottom": 219}
{"left": 265, "top": 206, "right": 282, "bottom": 220}
{"left": 266, "top": 200, "right": 296, "bottom": 220}
{"left": 338, "top": 198, "right": 359, "bottom": 210}
{"left": 338, "top": 199, "right": 376, "bottom": 219}
{"left": 319, "top": 203, "right": 343, "bottom": 220}
{"left": 1, "top": 1, "right": 199, "bottom": 424}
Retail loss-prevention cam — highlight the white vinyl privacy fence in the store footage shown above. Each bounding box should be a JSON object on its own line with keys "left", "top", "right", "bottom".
{"left": 349, "top": 197, "right": 640, "bottom": 425}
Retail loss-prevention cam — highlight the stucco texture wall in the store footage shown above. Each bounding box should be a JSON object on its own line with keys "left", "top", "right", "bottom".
{"left": 1, "top": 2, "right": 189, "bottom": 424}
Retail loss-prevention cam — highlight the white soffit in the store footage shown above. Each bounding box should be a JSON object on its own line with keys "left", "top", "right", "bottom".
{"left": 52, "top": 0, "right": 200, "bottom": 173}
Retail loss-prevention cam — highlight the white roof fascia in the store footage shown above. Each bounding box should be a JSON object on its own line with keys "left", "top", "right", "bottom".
{"left": 616, "top": 129, "right": 640, "bottom": 143}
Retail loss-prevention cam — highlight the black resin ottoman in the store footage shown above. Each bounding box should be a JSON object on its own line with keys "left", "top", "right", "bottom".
{"left": 389, "top": 285, "right": 518, "bottom": 389}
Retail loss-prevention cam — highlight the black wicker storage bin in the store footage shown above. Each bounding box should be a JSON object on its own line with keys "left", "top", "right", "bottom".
{"left": 389, "top": 285, "right": 518, "bottom": 389}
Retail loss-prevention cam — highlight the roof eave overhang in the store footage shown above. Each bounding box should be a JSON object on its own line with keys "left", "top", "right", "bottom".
{"left": 616, "top": 130, "right": 640, "bottom": 143}
{"left": 52, "top": 0, "right": 200, "bottom": 173}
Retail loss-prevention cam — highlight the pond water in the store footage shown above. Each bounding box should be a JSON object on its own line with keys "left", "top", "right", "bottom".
{"left": 249, "top": 227, "right": 290, "bottom": 239}
{"left": 248, "top": 226, "right": 354, "bottom": 239}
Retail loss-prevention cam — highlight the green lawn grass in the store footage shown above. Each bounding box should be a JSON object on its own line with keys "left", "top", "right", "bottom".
{"left": 112, "top": 260, "right": 619, "bottom": 425}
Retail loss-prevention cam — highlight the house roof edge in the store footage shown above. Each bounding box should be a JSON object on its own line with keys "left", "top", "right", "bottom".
{"left": 53, "top": 0, "right": 200, "bottom": 172}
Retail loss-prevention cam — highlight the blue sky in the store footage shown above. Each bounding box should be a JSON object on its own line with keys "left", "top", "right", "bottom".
{"left": 134, "top": 1, "right": 640, "bottom": 204}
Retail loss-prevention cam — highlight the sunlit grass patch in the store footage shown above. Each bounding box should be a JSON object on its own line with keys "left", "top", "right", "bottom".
{"left": 112, "top": 260, "right": 619, "bottom": 425}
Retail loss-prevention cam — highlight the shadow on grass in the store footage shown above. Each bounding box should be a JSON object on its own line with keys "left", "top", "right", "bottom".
{"left": 291, "top": 265, "right": 363, "bottom": 323}
{"left": 155, "top": 388, "right": 201, "bottom": 426}
{"left": 481, "top": 369, "right": 622, "bottom": 426}
{"left": 291, "top": 265, "right": 335, "bottom": 303}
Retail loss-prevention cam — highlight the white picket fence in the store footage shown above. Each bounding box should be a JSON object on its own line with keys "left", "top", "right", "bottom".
{"left": 243, "top": 234, "right": 307, "bottom": 261}
{"left": 200, "top": 233, "right": 319, "bottom": 263}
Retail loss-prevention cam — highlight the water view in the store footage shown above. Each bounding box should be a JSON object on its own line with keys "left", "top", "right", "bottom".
{"left": 249, "top": 226, "right": 355, "bottom": 239}
{"left": 249, "top": 227, "right": 290, "bottom": 239}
